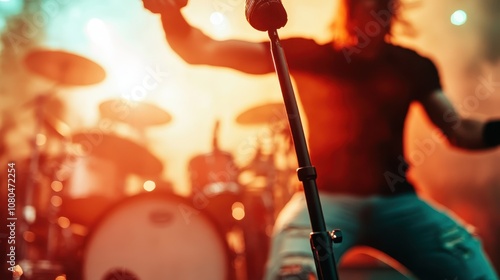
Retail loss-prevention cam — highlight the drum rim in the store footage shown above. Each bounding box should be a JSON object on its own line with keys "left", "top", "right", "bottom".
{"left": 80, "top": 191, "right": 235, "bottom": 280}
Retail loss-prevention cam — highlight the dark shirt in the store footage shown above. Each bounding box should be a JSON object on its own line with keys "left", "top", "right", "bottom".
{"left": 265, "top": 38, "right": 441, "bottom": 196}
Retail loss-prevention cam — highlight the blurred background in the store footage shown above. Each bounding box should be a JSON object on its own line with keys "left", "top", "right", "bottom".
{"left": 0, "top": 0, "right": 499, "bottom": 279}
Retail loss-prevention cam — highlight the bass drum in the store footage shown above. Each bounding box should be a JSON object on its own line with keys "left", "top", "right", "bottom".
{"left": 82, "top": 192, "right": 233, "bottom": 280}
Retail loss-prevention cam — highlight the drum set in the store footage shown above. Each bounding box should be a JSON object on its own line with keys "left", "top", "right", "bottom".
{"left": 5, "top": 49, "right": 297, "bottom": 280}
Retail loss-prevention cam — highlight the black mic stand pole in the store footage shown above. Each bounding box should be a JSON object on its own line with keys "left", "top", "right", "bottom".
{"left": 267, "top": 29, "right": 342, "bottom": 280}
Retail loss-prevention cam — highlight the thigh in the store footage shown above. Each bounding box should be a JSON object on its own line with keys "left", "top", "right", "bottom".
{"left": 264, "top": 193, "right": 364, "bottom": 279}
{"left": 371, "top": 194, "right": 499, "bottom": 280}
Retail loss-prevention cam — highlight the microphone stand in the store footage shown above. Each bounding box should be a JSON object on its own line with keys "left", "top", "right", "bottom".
{"left": 267, "top": 29, "right": 341, "bottom": 280}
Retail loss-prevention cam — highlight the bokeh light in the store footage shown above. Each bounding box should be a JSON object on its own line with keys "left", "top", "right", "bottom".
{"left": 210, "top": 11, "right": 225, "bottom": 26}
{"left": 451, "top": 9, "right": 468, "bottom": 26}
{"left": 143, "top": 180, "right": 156, "bottom": 192}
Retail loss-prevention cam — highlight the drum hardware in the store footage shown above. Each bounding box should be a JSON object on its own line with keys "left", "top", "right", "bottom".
{"left": 236, "top": 105, "right": 296, "bottom": 219}
{"left": 22, "top": 94, "right": 64, "bottom": 226}
{"left": 64, "top": 99, "right": 169, "bottom": 220}
{"left": 17, "top": 48, "right": 107, "bottom": 278}
{"left": 188, "top": 119, "right": 241, "bottom": 196}
{"left": 17, "top": 259, "right": 66, "bottom": 280}
{"left": 188, "top": 120, "right": 243, "bottom": 231}
{"left": 15, "top": 48, "right": 184, "bottom": 279}
{"left": 55, "top": 120, "right": 169, "bottom": 278}
{"left": 186, "top": 119, "right": 291, "bottom": 280}
{"left": 17, "top": 94, "right": 71, "bottom": 276}
{"left": 21, "top": 47, "right": 106, "bottom": 221}
{"left": 234, "top": 104, "right": 301, "bottom": 280}
{"left": 58, "top": 131, "right": 165, "bottom": 232}
{"left": 58, "top": 101, "right": 170, "bottom": 278}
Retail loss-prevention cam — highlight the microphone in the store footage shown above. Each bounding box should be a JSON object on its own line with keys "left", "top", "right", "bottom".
{"left": 245, "top": 0, "right": 288, "bottom": 32}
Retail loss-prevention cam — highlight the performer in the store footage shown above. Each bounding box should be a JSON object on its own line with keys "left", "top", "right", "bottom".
{"left": 142, "top": 0, "right": 500, "bottom": 279}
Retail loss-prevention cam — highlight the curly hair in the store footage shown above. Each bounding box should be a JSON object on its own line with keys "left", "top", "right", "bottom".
{"left": 331, "top": 0, "right": 402, "bottom": 49}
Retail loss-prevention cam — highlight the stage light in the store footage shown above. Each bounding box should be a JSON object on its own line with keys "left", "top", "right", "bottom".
{"left": 23, "top": 205, "right": 36, "bottom": 224}
{"left": 85, "top": 18, "right": 112, "bottom": 49}
{"left": 451, "top": 10, "right": 467, "bottom": 26}
{"left": 0, "top": 0, "right": 22, "bottom": 16}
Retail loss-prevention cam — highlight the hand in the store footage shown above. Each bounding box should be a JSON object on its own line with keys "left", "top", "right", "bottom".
{"left": 142, "top": 0, "right": 188, "bottom": 14}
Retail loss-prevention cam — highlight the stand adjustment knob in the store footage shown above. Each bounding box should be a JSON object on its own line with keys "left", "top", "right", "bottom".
{"left": 330, "top": 229, "right": 343, "bottom": 244}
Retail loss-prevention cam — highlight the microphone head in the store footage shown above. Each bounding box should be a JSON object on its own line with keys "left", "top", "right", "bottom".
{"left": 245, "top": 0, "right": 288, "bottom": 32}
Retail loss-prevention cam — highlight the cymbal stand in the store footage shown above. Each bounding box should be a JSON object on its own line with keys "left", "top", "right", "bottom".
{"left": 22, "top": 86, "right": 63, "bottom": 274}
{"left": 267, "top": 29, "right": 342, "bottom": 280}
{"left": 25, "top": 94, "right": 47, "bottom": 226}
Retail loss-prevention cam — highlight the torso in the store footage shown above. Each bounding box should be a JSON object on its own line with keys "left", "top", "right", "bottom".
{"left": 280, "top": 40, "right": 435, "bottom": 195}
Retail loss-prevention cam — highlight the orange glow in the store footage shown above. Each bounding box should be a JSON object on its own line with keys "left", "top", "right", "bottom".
{"left": 1, "top": 1, "right": 499, "bottom": 276}
{"left": 70, "top": 223, "right": 89, "bottom": 237}
{"left": 23, "top": 231, "right": 36, "bottom": 243}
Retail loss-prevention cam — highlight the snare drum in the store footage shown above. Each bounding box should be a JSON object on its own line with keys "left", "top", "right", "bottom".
{"left": 82, "top": 192, "right": 233, "bottom": 280}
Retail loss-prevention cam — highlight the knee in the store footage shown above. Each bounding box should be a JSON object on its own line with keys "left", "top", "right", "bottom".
{"left": 277, "top": 264, "right": 317, "bottom": 280}
{"left": 266, "top": 255, "right": 317, "bottom": 280}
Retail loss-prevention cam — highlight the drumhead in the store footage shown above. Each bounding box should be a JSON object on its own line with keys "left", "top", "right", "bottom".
{"left": 83, "top": 192, "right": 232, "bottom": 280}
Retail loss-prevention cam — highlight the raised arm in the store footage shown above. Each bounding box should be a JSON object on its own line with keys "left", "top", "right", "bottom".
{"left": 419, "top": 89, "right": 500, "bottom": 150}
{"left": 142, "top": 0, "right": 275, "bottom": 75}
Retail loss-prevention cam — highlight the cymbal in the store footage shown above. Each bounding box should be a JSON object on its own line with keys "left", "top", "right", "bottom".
{"left": 99, "top": 99, "right": 172, "bottom": 127}
{"left": 24, "top": 49, "right": 106, "bottom": 86}
{"left": 72, "top": 132, "right": 163, "bottom": 176}
{"left": 236, "top": 103, "right": 286, "bottom": 125}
